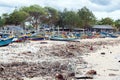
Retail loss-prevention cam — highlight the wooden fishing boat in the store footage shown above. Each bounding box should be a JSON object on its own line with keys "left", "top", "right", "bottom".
{"left": 0, "top": 37, "right": 14, "bottom": 47}
{"left": 100, "top": 32, "right": 118, "bottom": 38}
{"left": 30, "top": 37, "right": 44, "bottom": 41}
{"left": 14, "top": 34, "right": 31, "bottom": 42}
{"left": 50, "top": 36, "right": 77, "bottom": 41}
{"left": 50, "top": 26, "right": 77, "bottom": 41}
{"left": 108, "top": 33, "right": 118, "bottom": 38}
{"left": 29, "top": 35, "right": 44, "bottom": 41}
{"left": 14, "top": 36, "right": 27, "bottom": 42}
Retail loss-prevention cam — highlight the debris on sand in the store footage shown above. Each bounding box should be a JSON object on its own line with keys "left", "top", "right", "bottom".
{"left": 101, "top": 52, "right": 105, "bottom": 55}
{"left": 0, "top": 38, "right": 120, "bottom": 79}
{"left": 75, "top": 76, "right": 93, "bottom": 79}
{"left": 86, "top": 70, "right": 97, "bottom": 75}
{"left": 40, "top": 42, "right": 48, "bottom": 44}
{"left": 55, "top": 73, "right": 65, "bottom": 80}
{"left": 0, "top": 61, "right": 76, "bottom": 80}
{"left": 109, "top": 73, "right": 117, "bottom": 76}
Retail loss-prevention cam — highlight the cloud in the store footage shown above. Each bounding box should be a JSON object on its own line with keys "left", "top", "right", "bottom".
{"left": 90, "top": 0, "right": 110, "bottom": 5}
{"left": 93, "top": 10, "right": 120, "bottom": 20}
{"left": 0, "top": 7, "right": 15, "bottom": 15}
{"left": 0, "top": 0, "right": 120, "bottom": 20}
{"left": 88, "top": 0, "right": 120, "bottom": 12}
{"left": 0, "top": 4, "right": 14, "bottom": 8}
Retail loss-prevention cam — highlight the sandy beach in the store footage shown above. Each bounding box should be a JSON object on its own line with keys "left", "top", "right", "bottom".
{"left": 83, "top": 40, "right": 120, "bottom": 80}
{"left": 0, "top": 38, "right": 120, "bottom": 80}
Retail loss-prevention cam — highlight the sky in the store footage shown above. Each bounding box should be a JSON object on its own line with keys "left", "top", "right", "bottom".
{"left": 0, "top": 0, "right": 120, "bottom": 20}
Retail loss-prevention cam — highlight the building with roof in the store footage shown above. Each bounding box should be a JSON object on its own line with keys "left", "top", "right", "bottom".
{"left": 92, "top": 25, "right": 115, "bottom": 32}
{"left": 0, "top": 25, "right": 24, "bottom": 35}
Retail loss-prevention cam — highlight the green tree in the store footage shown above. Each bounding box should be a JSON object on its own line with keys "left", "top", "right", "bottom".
{"left": 115, "top": 19, "right": 120, "bottom": 31}
{"left": 56, "top": 11, "right": 65, "bottom": 29}
{"left": 77, "top": 7, "right": 96, "bottom": 28}
{"left": 61, "top": 9, "right": 80, "bottom": 29}
{"left": 2, "top": 11, "right": 29, "bottom": 25}
{"left": 0, "top": 17, "right": 5, "bottom": 27}
{"left": 20, "top": 5, "right": 46, "bottom": 29}
{"left": 2, "top": 13, "right": 10, "bottom": 25}
{"left": 98, "top": 17, "right": 114, "bottom": 25}
{"left": 9, "top": 10, "right": 29, "bottom": 25}
{"left": 44, "top": 7, "right": 59, "bottom": 26}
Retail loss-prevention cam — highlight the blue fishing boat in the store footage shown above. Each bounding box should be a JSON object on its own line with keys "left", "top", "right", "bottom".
{"left": 108, "top": 33, "right": 118, "bottom": 38}
{"left": 50, "top": 36, "right": 77, "bottom": 41}
{"left": 100, "top": 32, "right": 118, "bottom": 38}
{"left": 50, "top": 26, "right": 77, "bottom": 41}
{"left": 0, "top": 37, "right": 14, "bottom": 47}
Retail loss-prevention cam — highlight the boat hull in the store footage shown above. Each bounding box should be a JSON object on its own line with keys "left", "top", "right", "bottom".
{"left": 0, "top": 37, "right": 14, "bottom": 47}
{"left": 30, "top": 38, "right": 44, "bottom": 41}
{"left": 50, "top": 37, "right": 76, "bottom": 41}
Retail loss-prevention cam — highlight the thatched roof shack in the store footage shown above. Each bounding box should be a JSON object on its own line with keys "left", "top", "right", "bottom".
{"left": 92, "top": 25, "right": 115, "bottom": 32}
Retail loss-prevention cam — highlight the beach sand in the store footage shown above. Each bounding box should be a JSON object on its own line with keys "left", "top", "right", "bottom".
{"left": 0, "top": 38, "right": 120, "bottom": 80}
{"left": 83, "top": 42, "right": 120, "bottom": 80}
